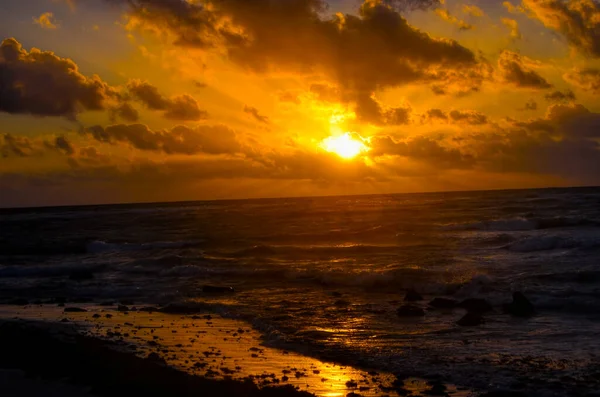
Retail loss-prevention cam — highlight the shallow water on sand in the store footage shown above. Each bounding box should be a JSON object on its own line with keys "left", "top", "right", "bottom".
{"left": 2, "top": 187, "right": 600, "bottom": 395}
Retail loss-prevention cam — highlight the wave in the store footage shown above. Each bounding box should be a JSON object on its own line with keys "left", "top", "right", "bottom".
{"left": 445, "top": 216, "right": 598, "bottom": 232}
{"left": 223, "top": 243, "right": 407, "bottom": 259}
{"left": 86, "top": 240, "right": 204, "bottom": 254}
{"left": 504, "top": 235, "right": 600, "bottom": 252}
{"left": 0, "top": 263, "right": 107, "bottom": 278}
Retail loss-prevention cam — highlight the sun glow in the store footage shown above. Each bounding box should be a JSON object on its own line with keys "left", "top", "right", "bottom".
{"left": 321, "top": 133, "right": 368, "bottom": 159}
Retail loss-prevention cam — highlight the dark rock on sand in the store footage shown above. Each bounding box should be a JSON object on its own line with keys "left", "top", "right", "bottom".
{"left": 117, "top": 305, "right": 129, "bottom": 312}
{"left": 64, "top": 307, "right": 87, "bottom": 313}
{"left": 68, "top": 270, "right": 94, "bottom": 281}
{"left": 429, "top": 298, "right": 458, "bottom": 309}
{"left": 404, "top": 290, "right": 424, "bottom": 302}
{"left": 202, "top": 285, "right": 235, "bottom": 293}
{"left": 396, "top": 305, "right": 425, "bottom": 317}
{"left": 457, "top": 312, "right": 485, "bottom": 326}
{"left": 425, "top": 381, "right": 448, "bottom": 396}
{"left": 503, "top": 292, "right": 535, "bottom": 317}
{"left": 457, "top": 298, "right": 493, "bottom": 313}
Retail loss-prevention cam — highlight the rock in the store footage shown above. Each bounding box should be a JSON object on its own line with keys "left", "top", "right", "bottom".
{"left": 331, "top": 291, "right": 343, "bottom": 297}
{"left": 334, "top": 299, "right": 350, "bottom": 306}
{"left": 64, "top": 307, "right": 87, "bottom": 313}
{"left": 396, "top": 305, "right": 425, "bottom": 317}
{"left": 92, "top": 314, "right": 101, "bottom": 318}
{"left": 404, "top": 290, "right": 423, "bottom": 302}
{"left": 428, "top": 298, "right": 458, "bottom": 309}
{"left": 117, "top": 305, "right": 129, "bottom": 312}
{"left": 457, "top": 312, "right": 484, "bottom": 326}
{"left": 60, "top": 318, "right": 69, "bottom": 322}
{"left": 503, "top": 292, "right": 535, "bottom": 317}
{"left": 68, "top": 270, "right": 94, "bottom": 281}
{"left": 457, "top": 298, "right": 493, "bottom": 313}
{"left": 202, "top": 285, "right": 235, "bottom": 293}
{"left": 425, "top": 382, "right": 448, "bottom": 396}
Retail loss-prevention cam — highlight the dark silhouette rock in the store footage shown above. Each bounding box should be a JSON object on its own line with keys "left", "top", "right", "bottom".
{"left": 68, "top": 270, "right": 94, "bottom": 281}
{"left": 202, "top": 285, "right": 235, "bottom": 293}
{"left": 457, "top": 298, "right": 493, "bottom": 313}
{"left": 428, "top": 298, "right": 458, "bottom": 309}
{"left": 457, "top": 312, "right": 484, "bottom": 326}
{"left": 64, "top": 307, "right": 87, "bottom": 313}
{"left": 396, "top": 305, "right": 425, "bottom": 317}
{"left": 425, "top": 381, "right": 448, "bottom": 396}
{"left": 404, "top": 290, "right": 424, "bottom": 302}
{"left": 503, "top": 292, "right": 535, "bottom": 317}
{"left": 117, "top": 305, "right": 129, "bottom": 312}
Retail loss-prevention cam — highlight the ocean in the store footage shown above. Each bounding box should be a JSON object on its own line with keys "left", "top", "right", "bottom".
{"left": 2, "top": 187, "right": 600, "bottom": 394}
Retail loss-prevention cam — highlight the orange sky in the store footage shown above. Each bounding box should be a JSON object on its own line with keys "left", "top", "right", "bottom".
{"left": 1, "top": 0, "right": 600, "bottom": 207}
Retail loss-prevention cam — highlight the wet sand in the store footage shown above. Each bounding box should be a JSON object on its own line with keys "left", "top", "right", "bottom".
{"left": 0, "top": 304, "right": 474, "bottom": 397}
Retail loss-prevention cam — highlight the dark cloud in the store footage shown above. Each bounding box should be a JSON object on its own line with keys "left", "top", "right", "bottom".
{"left": 564, "top": 68, "right": 600, "bottom": 93}
{"left": 423, "top": 108, "right": 449, "bottom": 121}
{"left": 523, "top": 0, "right": 600, "bottom": 58}
{"left": 421, "top": 108, "right": 488, "bottom": 125}
{"left": 243, "top": 105, "right": 269, "bottom": 124}
{"left": 545, "top": 89, "right": 576, "bottom": 102}
{"left": 110, "top": 0, "right": 482, "bottom": 117}
{"left": 1, "top": 133, "right": 75, "bottom": 158}
{"left": 81, "top": 123, "right": 241, "bottom": 155}
{"left": 126, "top": 80, "right": 207, "bottom": 121}
{"left": 519, "top": 99, "right": 538, "bottom": 111}
{"left": 370, "top": 135, "right": 475, "bottom": 168}
{"left": 449, "top": 110, "right": 488, "bottom": 125}
{"left": 50, "top": 136, "right": 75, "bottom": 156}
{"left": 497, "top": 50, "right": 552, "bottom": 89}
{"left": 435, "top": 9, "right": 473, "bottom": 30}
{"left": 0, "top": 133, "right": 35, "bottom": 157}
{"left": 109, "top": 102, "right": 140, "bottom": 122}
{"left": 0, "top": 37, "right": 117, "bottom": 119}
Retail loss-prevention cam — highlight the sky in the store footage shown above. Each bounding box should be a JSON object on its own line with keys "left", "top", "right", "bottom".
{"left": 1, "top": 0, "right": 600, "bottom": 207}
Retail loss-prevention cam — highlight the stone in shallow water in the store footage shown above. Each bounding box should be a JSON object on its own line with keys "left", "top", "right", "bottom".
{"left": 428, "top": 298, "right": 458, "bottom": 309}
{"left": 404, "top": 290, "right": 424, "bottom": 302}
{"left": 457, "top": 298, "right": 493, "bottom": 313}
{"left": 396, "top": 305, "right": 425, "bottom": 317}
{"left": 63, "top": 307, "right": 87, "bottom": 313}
{"left": 503, "top": 292, "right": 535, "bottom": 317}
{"left": 457, "top": 312, "right": 484, "bottom": 326}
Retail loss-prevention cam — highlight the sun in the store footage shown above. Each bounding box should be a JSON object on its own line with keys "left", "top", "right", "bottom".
{"left": 321, "top": 133, "right": 368, "bottom": 159}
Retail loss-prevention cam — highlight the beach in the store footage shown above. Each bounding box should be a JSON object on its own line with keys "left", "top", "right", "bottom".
{"left": 0, "top": 303, "right": 472, "bottom": 397}
{"left": 2, "top": 188, "right": 600, "bottom": 396}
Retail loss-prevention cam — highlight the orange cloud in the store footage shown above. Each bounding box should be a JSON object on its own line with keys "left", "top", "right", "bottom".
{"left": 33, "top": 12, "right": 59, "bottom": 29}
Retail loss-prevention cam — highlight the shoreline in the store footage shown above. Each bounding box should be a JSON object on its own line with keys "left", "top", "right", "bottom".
{"left": 0, "top": 304, "right": 474, "bottom": 397}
